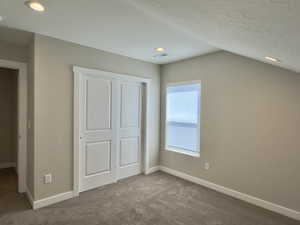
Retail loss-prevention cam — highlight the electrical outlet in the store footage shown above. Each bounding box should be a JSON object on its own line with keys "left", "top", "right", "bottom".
{"left": 44, "top": 174, "right": 52, "bottom": 184}
{"left": 204, "top": 162, "right": 210, "bottom": 170}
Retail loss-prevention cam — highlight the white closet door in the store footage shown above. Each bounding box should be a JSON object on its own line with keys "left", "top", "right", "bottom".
{"left": 80, "top": 74, "right": 117, "bottom": 192}
{"left": 118, "top": 82, "right": 143, "bottom": 179}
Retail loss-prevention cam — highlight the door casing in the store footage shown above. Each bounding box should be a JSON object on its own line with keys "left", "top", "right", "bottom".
{"left": 0, "top": 59, "right": 28, "bottom": 194}
{"left": 73, "top": 66, "right": 151, "bottom": 196}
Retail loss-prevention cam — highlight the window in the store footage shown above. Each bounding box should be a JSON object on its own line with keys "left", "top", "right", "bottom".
{"left": 165, "top": 82, "right": 201, "bottom": 157}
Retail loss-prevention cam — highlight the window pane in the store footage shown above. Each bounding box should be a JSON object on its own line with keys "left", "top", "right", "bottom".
{"left": 166, "top": 84, "right": 200, "bottom": 152}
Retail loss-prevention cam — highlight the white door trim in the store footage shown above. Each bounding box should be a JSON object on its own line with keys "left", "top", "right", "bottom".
{"left": 0, "top": 59, "right": 27, "bottom": 193}
{"left": 73, "top": 66, "right": 151, "bottom": 196}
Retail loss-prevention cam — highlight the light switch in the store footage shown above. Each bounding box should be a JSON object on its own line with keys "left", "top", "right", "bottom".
{"left": 204, "top": 162, "right": 210, "bottom": 170}
{"left": 44, "top": 174, "right": 52, "bottom": 184}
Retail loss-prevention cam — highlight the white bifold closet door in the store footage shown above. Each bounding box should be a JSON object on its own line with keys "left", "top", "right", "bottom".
{"left": 118, "top": 82, "right": 142, "bottom": 180}
{"left": 79, "top": 74, "right": 142, "bottom": 192}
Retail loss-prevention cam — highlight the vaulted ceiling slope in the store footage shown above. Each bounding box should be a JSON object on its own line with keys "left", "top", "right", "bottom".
{"left": 0, "top": 0, "right": 217, "bottom": 64}
{"left": 0, "top": 0, "right": 299, "bottom": 72}
{"left": 127, "top": 0, "right": 300, "bottom": 72}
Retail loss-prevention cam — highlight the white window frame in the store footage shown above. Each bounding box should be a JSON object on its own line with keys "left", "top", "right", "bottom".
{"left": 164, "top": 80, "right": 201, "bottom": 157}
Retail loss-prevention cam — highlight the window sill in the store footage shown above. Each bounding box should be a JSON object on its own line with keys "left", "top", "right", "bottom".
{"left": 164, "top": 147, "right": 200, "bottom": 158}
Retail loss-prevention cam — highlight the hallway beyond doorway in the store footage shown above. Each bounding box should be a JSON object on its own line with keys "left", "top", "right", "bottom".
{"left": 0, "top": 168, "right": 30, "bottom": 216}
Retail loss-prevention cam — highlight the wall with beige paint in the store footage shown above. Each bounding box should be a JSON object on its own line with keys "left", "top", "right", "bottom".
{"left": 33, "top": 34, "right": 160, "bottom": 200}
{"left": 0, "top": 68, "right": 18, "bottom": 166}
{"left": 0, "top": 41, "right": 28, "bottom": 63}
{"left": 160, "top": 51, "right": 300, "bottom": 212}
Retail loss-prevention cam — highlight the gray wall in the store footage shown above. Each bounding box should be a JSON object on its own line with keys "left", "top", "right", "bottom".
{"left": 0, "top": 41, "right": 28, "bottom": 63}
{"left": 160, "top": 51, "right": 300, "bottom": 212}
{"left": 0, "top": 68, "right": 18, "bottom": 166}
{"left": 33, "top": 34, "right": 160, "bottom": 200}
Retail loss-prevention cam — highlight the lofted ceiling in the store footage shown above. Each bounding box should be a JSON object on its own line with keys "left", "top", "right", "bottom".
{"left": 126, "top": 0, "right": 300, "bottom": 72}
{"left": 0, "top": 0, "right": 217, "bottom": 64}
{"left": 0, "top": 0, "right": 299, "bottom": 72}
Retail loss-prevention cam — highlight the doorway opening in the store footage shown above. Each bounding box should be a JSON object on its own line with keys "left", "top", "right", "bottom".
{"left": 0, "top": 60, "right": 27, "bottom": 199}
{"left": 0, "top": 67, "right": 18, "bottom": 195}
{"left": 0, "top": 65, "right": 29, "bottom": 212}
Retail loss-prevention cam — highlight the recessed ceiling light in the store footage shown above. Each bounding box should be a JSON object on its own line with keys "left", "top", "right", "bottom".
{"left": 264, "top": 56, "right": 280, "bottom": 62}
{"left": 155, "top": 47, "right": 165, "bottom": 52}
{"left": 25, "top": 1, "right": 45, "bottom": 12}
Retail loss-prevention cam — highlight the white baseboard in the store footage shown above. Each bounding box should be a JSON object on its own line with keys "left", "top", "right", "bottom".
{"left": 27, "top": 166, "right": 160, "bottom": 210}
{"left": 26, "top": 190, "right": 75, "bottom": 210}
{"left": 145, "top": 166, "right": 160, "bottom": 175}
{"left": 160, "top": 166, "right": 300, "bottom": 221}
{"left": 23, "top": 165, "right": 300, "bottom": 221}
{"left": 0, "top": 162, "right": 16, "bottom": 169}
{"left": 33, "top": 191, "right": 75, "bottom": 209}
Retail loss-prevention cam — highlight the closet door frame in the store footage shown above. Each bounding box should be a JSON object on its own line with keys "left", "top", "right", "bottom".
{"left": 73, "top": 66, "right": 151, "bottom": 196}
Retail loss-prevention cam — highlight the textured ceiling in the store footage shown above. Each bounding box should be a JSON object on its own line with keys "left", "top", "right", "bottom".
{"left": 0, "top": 0, "right": 217, "bottom": 64}
{"left": 0, "top": 0, "right": 299, "bottom": 71}
{"left": 126, "top": 0, "right": 300, "bottom": 72}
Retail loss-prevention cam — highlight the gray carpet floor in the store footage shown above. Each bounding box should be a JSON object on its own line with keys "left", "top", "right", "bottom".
{"left": 0, "top": 169, "right": 299, "bottom": 225}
